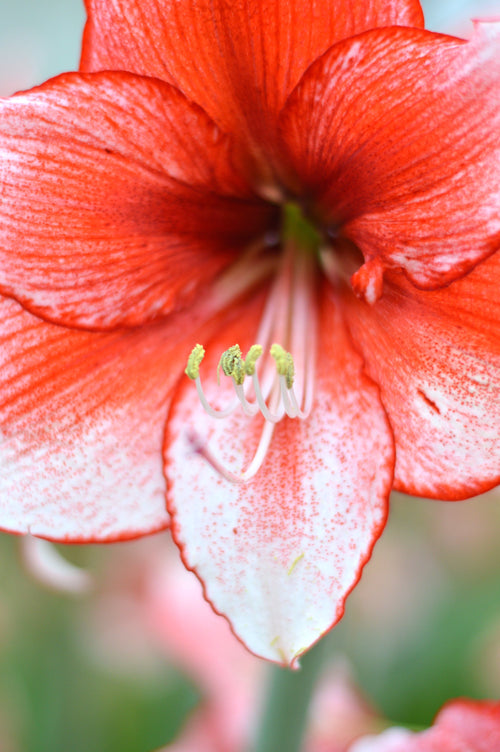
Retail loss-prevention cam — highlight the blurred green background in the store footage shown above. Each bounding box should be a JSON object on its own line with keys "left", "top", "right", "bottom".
{"left": 0, "top": 1, "right": 499, "bottom": 750}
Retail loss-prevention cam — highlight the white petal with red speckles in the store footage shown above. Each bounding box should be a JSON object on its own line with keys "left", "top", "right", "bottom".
{"left": 0, "top": 294, "right": 174, "bottom": 540}
{"left": 164, "top": 284, "right": 393, "bottom": 664}
{"left": 0, "top": 291, "right": 236, "bottom": 541}
{"left": 342, "top": 251, "right": 500, "bottom": 499}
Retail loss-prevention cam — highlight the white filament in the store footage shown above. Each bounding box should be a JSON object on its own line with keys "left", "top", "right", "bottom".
{"left": 190, "top": 245, "right": 317, "bottom": 483}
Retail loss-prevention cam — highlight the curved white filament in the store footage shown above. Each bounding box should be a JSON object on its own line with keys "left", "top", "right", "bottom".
{"left": 188, "top": 242, "right": 318, "bottom": 483}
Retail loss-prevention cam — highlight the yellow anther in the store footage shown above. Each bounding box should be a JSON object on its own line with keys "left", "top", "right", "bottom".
{"left": 231, "top": 357, "right": 246, "bottom": 386}
{"left": 244, "top": 344, "right": 263, "bottom": 376}
{"left": 217, "top": 344, "right": 244, "bottom": 383}
{"left": 185, "top": 344, "right": 205, "bottom": 379}
{"left": 270, "top": 343, "right": 295, "bottom": 389}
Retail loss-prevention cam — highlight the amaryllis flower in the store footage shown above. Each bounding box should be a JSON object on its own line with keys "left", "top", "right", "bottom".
{"left": 0, "top": 0, "right": 499, "bottom": 665}
{"left": 350, "top": 699, "right": 500, "bottom": 752}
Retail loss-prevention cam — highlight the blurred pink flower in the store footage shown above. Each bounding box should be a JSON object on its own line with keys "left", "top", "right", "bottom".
{"left": 350, "top": 699, "right": 500, "bottom": 752}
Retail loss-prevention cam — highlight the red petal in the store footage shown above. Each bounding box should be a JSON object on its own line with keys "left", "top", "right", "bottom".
{"left": 350, "top": 699, "right": 500, "bottom": 752}
{"left": 0, "top": 72, "right": 273, "bottom": 328}
{"left": 0, "top": 291, "right": 230, "bottom": 542}
{"left": 81, "top": 0, "right": 423, "bottom": 142}
{"left": 282, "top": 22, "right": 500, "bottom": 289}
{"left": 342, "top": 250, "right": 500, "bottom": 499}
{"left": 164, "top": 282, "right": 394, "bottom": 664}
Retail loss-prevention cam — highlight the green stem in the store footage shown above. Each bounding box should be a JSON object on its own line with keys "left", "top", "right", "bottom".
{"left": 252, "top": 638, "right": 327, "bottom": 752}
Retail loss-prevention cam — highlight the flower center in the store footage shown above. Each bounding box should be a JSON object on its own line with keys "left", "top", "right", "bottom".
{"left": 185, "top": 202, "right": 319, "bottom": 482}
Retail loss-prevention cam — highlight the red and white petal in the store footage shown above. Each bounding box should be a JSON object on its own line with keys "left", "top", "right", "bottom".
{"left": 349, "top": 700, "right": 500, "bottom": 752}
{"left": 81, "top": 0, "right": 423, "bottom": 142}
{"left": 0, "top": 72, "right": 273, "bottom": 329}
{"left": 342, "top": 250, "right": 500, "bottom": 500}
{"left": 164, "top": 283, "right": 394, "bottom": 664}
{"left": 282, "top": 23, "right": 500, "bottom": 289}
{"left": 0, "top": 290, "right": 231, "bottom": 541}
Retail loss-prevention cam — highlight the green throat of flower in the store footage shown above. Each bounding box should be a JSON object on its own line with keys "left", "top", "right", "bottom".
{"left": 282, "top": 201, "right": 322, "bottom": 256}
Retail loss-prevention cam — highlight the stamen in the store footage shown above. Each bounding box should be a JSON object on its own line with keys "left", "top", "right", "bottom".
{"left": 270, "top": 343, "right": 294, "bottom": 389}
{"left": 288, "top": 249, "right": 316, "bottom": 418}
{"left": 217, "top": 345, "right": 261, "bottom": 416}
{"left": 185, "top": 338, "right": 311, "bottom": 431}
{"left": 184, "top": 220, "right": 319, "bottom": 483}
{"left": 244, "top": 344, "right": 263, "bottom": 376}
{"left": 185, "top": 343, "right": 205, "bottom": 380}
{"left": 186, "top": 344, "right": 240, "bottom": 419}
{"left": 279, "top": 375, "right": 298, "bottom": 418}
{"left": 234, "top": 383, "right": 260, "bottom": 417}
{"left": 189, "top": 419, "right": 277, "bottom": 483}
{"left": 250, "top": 372, "right": 284, "bottom": 424}
{"left": 194, "top": 378, "right": 238, "bottom": 419}
{"left": 217, "top": 345, "right": 244, "bottom": 384}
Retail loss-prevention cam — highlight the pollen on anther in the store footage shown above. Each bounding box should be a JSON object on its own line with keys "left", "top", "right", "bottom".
{"left": 244, "top": 344, "right": 263, "bottom": 376}
{"left": 185, "top": 344, "right": 205, "bottom": 379}
{"left": 217, "top": 344, "right": 244, "bottom": 384}
{"left": 270, "top": 343, "right": 295, "bottom": 389}
{"left": 231, "top": 356, "right": 246, "bottom": 386}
